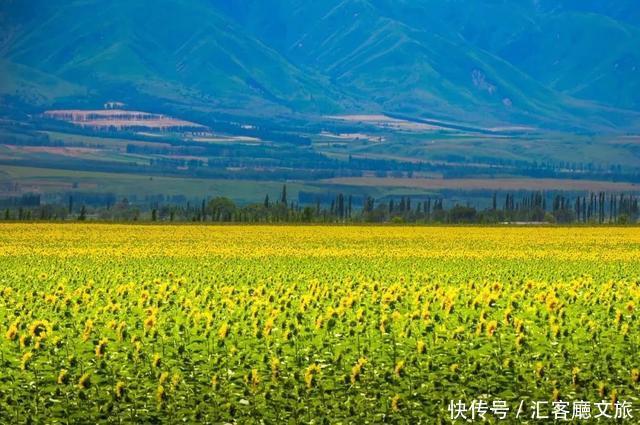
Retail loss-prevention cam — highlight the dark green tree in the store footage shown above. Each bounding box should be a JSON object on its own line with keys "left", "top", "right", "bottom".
{"left": 208, "top": 197, "right": 236, "bottom": 222}
{"left": 78, "top": 205, "right": 87, "bottom": 221}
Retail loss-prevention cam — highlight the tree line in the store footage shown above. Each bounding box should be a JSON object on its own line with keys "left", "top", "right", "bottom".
{"left": 2, "top": 186, "right": 639, "bottom": 224}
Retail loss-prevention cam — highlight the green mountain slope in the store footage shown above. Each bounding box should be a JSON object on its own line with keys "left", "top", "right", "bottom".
{"left": 215, "top": 0, "right": 640, "bottom": 130}
{"left": 1, "top": 0, "right": 639, "bottom": 131}
{"left": 0, "top": 60, "right": 86, "bottom": 105}
{"left": 1, "top": 0, "right": 348, "bottom": 114}
{"left": 409, "top": 1, "right": 640, "bottom": 110}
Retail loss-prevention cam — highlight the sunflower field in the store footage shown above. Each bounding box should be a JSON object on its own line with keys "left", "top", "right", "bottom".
{"left": 0, "top": 224, "right": 639, "bottom": 423}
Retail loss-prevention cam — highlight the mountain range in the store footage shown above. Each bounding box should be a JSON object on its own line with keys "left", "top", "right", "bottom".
{"left": 1, "top": 0, "right": 640, "bottom": 131}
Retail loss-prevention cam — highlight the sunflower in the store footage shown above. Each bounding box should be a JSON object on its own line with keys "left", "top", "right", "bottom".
{"left": 391, "top": 395, "right": 401, "bottom": 412}
{"left": 350, "top": 357, "right": 367, "bottom": 384}
{"left": 114, "top": 381, "right": 125, "bottom": 400}
{"left": 218, "top": 322, "right": 229, "bottom": 339}
{"left": 95, "top": 338, "right": 108, "bottom": 358}
{"left": 57, "top": 369, "right": 69, "bottom": 385}
{"left": 156, "top": 385, "right": 166, "bottom": 404}
{"left": 152, "top": 353, "right": 162, "bottom": 369}
{"left": 5, "top": 322, "right": 18, "bottom": 341}
{"left": 20, "top": 351, "right": 33, "bottom": 370}
{"left": 394, "top": 360, "right": 405, "bottom": 378}
{"left": 28, "top": 320, "right": 50, "bottom": 338}
{"left": 77, "top": 372, "right": 91, "bottom": 390}
{"left": 304, "top": 364, "right": 321, "bottom": 389}
{"left": 486, "top": 320, "right": 498, "bottom": 337}
{"left": 417, "top": 340, "right": 426, "bottom": 355}
{"left": 270, "top": 357, "right": 280, "bottom": 380}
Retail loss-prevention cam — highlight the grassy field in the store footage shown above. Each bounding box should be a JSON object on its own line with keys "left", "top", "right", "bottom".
{"left": 0, "top": 165, "right": 324, "bottom": 203}
{"left": 0, "top": 165, "right": 443, "bottom": 203}
{"left": 0, "top": 224, "right": 639, "bottom": 422}
{"left": 316, "top": 129, "right": 640, "bottom": 169}
{"left": 42, "top": 131, "right": 173, "bottom": 150}
{"left": 325, "top": 177, "right": 640, "bottom": 192}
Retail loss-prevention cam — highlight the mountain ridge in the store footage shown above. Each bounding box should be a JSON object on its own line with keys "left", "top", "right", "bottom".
{"left": 1, "top": 0, "right": 639, "bottom": 132}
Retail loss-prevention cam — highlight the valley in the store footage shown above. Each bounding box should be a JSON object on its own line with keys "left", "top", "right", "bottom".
{"left": 1, "top": 105, "right": 639, "bottom": 212}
